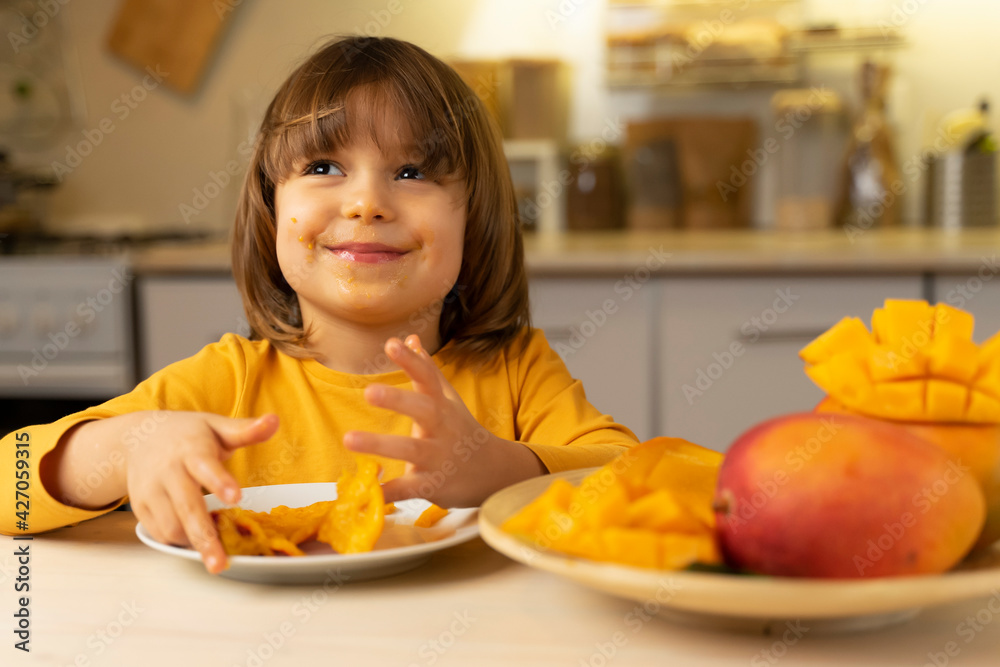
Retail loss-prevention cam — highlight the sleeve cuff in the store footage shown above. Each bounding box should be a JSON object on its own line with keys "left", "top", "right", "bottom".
{"left": 520, "top": 441, "right": 633, "bottom": 475}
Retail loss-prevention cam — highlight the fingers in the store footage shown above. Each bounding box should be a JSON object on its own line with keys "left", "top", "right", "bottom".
{"left": 344, "top": 430, "right": 423, "bottom": 464}
{"left": 208, "top": 413, "right": 280, "bottom": 452}
{"left": 378, "top": 475, "right": 426, "bottom": 505}
{"left": 135, "top": 482, "right": 228, "bottom": 575}
{"left": 403, "top": 334, "right": 461, "bottom": 402}
{"left": 385, "top": 337, "right": 443, "bottom": 397}
{"left": 186, "top": 452, "right": 242, "bottom": 506}
{"left": 164, "top": 474, "right": 229, "bottom": 574}
{"left": 364, "top": 383, "right": 438, "bottom": 425}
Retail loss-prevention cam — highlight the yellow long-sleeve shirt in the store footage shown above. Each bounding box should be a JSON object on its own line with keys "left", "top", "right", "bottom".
{"left": 0, "top": 328, "right": 637, "bottom": 535}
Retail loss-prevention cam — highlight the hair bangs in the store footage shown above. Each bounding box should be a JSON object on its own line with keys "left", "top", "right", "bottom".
{"left": 260, "top": 56, "right": 468, "bottom": 186}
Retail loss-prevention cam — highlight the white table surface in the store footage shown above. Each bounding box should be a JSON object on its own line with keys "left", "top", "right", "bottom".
{"left": 3, "top": 511, "right": 1000, "bottom": 667}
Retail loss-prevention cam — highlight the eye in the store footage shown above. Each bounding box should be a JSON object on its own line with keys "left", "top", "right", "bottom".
{"left": 303, "top": 160, "right": 343, "bottom": 176}
{"left": 397, "top": 165, "right": 426, "bottom": 180}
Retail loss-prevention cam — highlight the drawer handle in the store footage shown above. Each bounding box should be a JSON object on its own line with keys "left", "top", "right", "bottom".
{"left": 736, "top": 327, "right": 830, "bottom": 344}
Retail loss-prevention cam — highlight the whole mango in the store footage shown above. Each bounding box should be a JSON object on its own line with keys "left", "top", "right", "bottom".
{"left": 713, "top": 412, "right": 986, "bottom": 578}
{"left": 816, "top": 396, "right": 1000, "bottom": 551}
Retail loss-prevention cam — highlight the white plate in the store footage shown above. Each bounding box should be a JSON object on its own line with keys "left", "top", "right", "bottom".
{"left": 480, "top": 469, "right": 1000, "bottom": 633}
{"left": 136, "top": 482, "right": 479, "bottom": 584}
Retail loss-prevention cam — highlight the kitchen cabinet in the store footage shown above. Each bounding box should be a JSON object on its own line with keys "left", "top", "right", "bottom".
{"left": 529, "top": 277, "right": 656, "bottom": 441}
{"left": 933, "top": 270, "right": 1000, "bottom": 342}
{"left": 136, "top": 273, "right": 659, "bottom": 440}
{"left": 137, "top": 275, "right": 245, "bottom": 379}
{"left": 658, "top": 274, "right": 924, "bottom": 451}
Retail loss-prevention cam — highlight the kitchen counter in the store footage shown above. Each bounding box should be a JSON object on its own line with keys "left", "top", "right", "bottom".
{"left": 6, "top": 511, "right": 1000, "bottom": 666}
{"left": 129, "top": 228, "right": 1000, "bottom": 276}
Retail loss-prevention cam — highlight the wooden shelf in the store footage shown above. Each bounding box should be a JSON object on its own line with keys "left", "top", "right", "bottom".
{"left": 609, "top": 0, "right": 798, "bottom": 7}
{"left": 607, "top": 62, "right": 800, "bottom": 88}
{"left": 788, "top": 28, "right": 908, "bottom": 53}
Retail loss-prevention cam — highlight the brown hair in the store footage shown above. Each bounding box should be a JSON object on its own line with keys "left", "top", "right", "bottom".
{"left": 232, "top": 35, "right": 530, "bottom": 365}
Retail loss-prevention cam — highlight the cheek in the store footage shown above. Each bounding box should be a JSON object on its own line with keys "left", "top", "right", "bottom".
{"left": 276, "top": 212, "right": 321, "bottom": 260}
{"left": 421, "top": 223, "right": 462, "bottom": 275}
{"left": 275, "top": 230, "right": 300, "bottom": 289}
{"left": 275, "top": 221, "right": 318, "bottom": 291}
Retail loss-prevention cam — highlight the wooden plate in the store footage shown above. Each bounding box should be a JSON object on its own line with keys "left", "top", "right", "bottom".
{"left": 480, "top": 469, "right": 1000, "bottom": 632}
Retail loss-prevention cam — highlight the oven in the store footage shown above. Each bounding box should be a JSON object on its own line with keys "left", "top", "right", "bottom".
{"left": 0, "top": 251, "right": 136, "bottom": 437}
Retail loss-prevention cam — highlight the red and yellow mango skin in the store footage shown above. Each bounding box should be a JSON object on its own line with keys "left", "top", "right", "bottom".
{"left": 714, "top": 412, "right": 986, "bottom": 578}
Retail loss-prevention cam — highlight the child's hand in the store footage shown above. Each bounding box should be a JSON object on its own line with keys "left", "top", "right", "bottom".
{"left": 344, "top": 335, "right": 545, "bottom": 507}
{"left": 125, "top": 412, "right": 279, "bottom": 574}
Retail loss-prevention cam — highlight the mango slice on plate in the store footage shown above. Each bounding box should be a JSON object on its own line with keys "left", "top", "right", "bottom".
{"left": 502, "top": 437, "right": 723, "bottom": 571}
{"left": 625, "top": 489, "right": 706, "bottom": 533}
{"left": 600, "top": 528, "right": 662, "bottom": 569}
{"left": 317, "top": 457, "right": 386, "bottom": 554}
{"left": 212, "top": 508, "right": 306, "bottom": 557}
{"left": 644, "top": 438, "right": 723, "bottom": 494}
{"left": 255, "top": 501, "right": 335, "bottom": 544}
{"left": 660, "top": 533, "right": 721, "bottom": 570}
{"left": 576, "top": 476, "right": 629, "bottom": 530}
{"left": 211, "top": 457, "right": 391, "bottom": 559}
{"left": 415, "top": 503, "right": 449, "bottom": 528}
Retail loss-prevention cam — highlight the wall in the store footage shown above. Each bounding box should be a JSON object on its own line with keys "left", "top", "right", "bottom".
{"left": 10, "top": 0, "right": 1000, "bottom": 235}
{"left": 17, "top": 0, "right": 477, "bottom": 236}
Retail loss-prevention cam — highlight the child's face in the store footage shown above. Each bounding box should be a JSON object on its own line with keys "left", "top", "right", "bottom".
{"left": 273, "top": 126, "right": 467, "bottom": 342}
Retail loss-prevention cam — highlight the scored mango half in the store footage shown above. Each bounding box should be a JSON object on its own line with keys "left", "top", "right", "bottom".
{"left": 502, "top": 437, "right": 724, "bottom": 571}
{"left": 800, "top": 299, "right": 1000, "bottom": 423}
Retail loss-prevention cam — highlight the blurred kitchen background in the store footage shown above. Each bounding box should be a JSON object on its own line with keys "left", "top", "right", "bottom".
{"left": 1, "top": 0, "right": 997, "bottom": 236}
{"left": 1, "top": 0, "right": 999, "bottom": 447}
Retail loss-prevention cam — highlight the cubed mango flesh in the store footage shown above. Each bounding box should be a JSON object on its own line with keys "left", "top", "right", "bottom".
{"left": 872, "top": 300, "right": 936, "bottom": 350}
{"left": 799, "top": 316, "right": 871, "bottom": 365}
{"left": 925, "top": 379, "right": 969, "bottom": 422}
{"left": 934, "top": 303, "right": 975, "bottom": 341}
{"left": 927, "top": 334, "right": 980, "bottom": 384}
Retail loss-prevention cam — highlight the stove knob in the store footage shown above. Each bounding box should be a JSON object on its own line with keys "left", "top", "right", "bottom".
{"left": 0, "top": 303, "right": 18, "bottom": 337}
{"left": 31, "top": 303, "right": 57, "bottom": 336}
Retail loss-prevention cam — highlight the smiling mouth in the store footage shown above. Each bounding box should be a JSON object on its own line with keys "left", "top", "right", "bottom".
{"left": 326, "top": 242, "right": 410, "bottom": 264}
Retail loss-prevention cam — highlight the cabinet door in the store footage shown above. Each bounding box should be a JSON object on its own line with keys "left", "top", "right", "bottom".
{"left": 137, "top": 276, "right": 246, "bottom": 379}
{"left": 933, "top": 271, "right": 1000, "bottom": 342}
{"left": 530, "top": 277, "right": 655, "bottom": 440}
{"left": 660, "top": 275, "right": 924, "bottom": 452}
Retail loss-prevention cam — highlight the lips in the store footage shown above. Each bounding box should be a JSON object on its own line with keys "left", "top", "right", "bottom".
{"left": 326, "top": 242, "right": 410, "bottom": 264}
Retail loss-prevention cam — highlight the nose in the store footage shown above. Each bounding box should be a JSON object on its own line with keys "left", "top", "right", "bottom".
{"left": 341, "top": 172, "right": 392, "bottom": 224}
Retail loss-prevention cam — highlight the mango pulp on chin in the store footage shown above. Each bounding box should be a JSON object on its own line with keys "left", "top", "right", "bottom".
{"left": 714, "top": 412, "right": 986, "bottom": 578}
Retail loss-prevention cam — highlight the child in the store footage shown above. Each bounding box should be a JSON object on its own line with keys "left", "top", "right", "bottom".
{"left": 0, "top": 36, "right": 637, "bottom": 573}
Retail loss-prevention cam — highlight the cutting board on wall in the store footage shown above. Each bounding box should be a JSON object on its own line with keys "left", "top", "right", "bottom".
{"left": 107, "top": 0, "right": 239, "bottom": 95}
